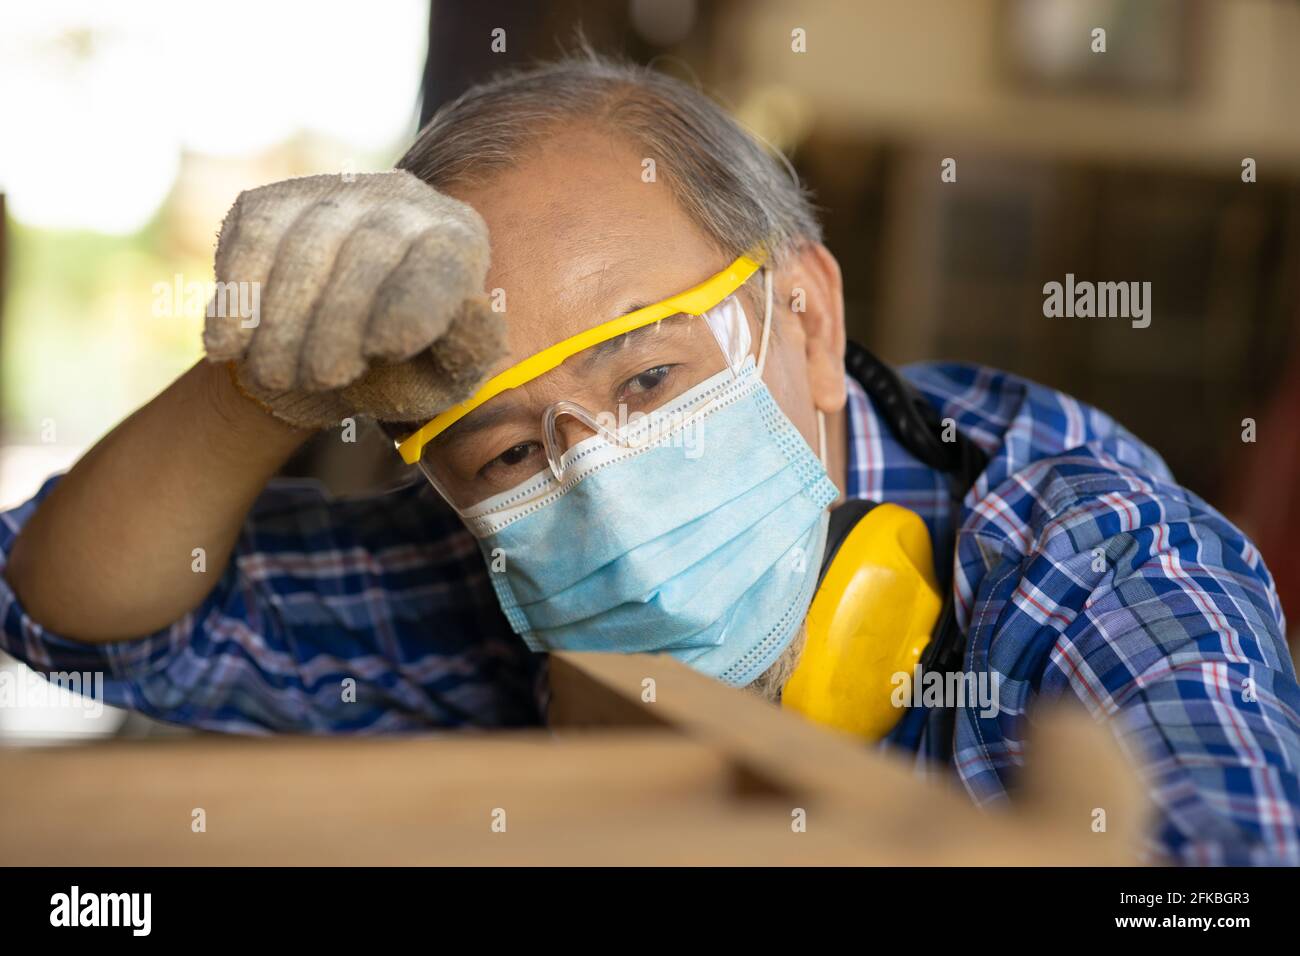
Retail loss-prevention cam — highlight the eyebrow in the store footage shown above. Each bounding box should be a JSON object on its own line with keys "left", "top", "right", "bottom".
{"left": 432, "top": 399, "right": 535, "bottom": 443}
{"left": 424, "top": 321, "right": 665, "bottom": 444}
{"left": 579, "top": 313, "right": 683, "bottom": 371}
{"left": 423, "top": 303, "right": 699, "bottom": 446}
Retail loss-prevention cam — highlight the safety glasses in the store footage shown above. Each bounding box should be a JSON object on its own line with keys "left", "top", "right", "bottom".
{"left": 387, "top": 252, "right": 771, "bottom": 512}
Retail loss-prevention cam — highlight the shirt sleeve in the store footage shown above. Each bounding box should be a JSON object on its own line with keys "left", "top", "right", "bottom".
{"left": 0, "top": 473, "right": 543, "bottom": 734}
{"left": 955, "top": 454, "right": 1300, "bottom": 865}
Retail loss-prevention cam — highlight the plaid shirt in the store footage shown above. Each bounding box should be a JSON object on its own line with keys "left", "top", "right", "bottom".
{"left": 1, "top": 361, "right": 1296, "bottom": 865}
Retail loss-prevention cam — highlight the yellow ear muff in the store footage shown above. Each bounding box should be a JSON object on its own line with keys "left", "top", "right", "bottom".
{"left": 782, "top": 502, "right": 943, "bottom": 742}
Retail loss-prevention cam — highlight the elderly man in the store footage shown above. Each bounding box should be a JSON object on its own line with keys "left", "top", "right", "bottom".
{"left": 2, "top": 52, "right": 1297, "bottom": 865}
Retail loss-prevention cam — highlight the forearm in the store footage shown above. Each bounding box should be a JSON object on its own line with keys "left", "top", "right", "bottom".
{"left": 4, "top": 359, "right": 312, "bottom": 641}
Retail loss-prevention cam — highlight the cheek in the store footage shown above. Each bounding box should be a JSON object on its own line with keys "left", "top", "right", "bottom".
{"left": 761, "top": 338, "right": 820, "bottom": 453}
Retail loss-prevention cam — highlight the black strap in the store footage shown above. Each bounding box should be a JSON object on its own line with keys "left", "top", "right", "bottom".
{"left": 844, "top": 340, "right": 986, "bottom": 496}
{"left": 840, "top": 341, "right": 987, "bottom": 674}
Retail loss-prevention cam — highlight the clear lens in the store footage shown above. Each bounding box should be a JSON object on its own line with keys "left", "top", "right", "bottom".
{"left": 420, "top": 291, "right": 756, "bottom": 511}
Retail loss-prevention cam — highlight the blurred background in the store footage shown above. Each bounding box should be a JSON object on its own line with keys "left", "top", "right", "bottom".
{"left": 2, "top": 0, "right": 1298, "bottom": 741}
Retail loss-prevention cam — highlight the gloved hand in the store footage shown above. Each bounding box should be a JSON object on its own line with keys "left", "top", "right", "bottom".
{"left": 203, "top": 170, "right": 505, "bottom": 429}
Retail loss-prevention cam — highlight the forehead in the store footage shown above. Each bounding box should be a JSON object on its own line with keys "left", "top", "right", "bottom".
{"left": 444, "top": 124, "right": 725, "bottom": 366}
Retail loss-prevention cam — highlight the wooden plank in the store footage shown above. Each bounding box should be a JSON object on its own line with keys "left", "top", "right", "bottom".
{"left": 548, "top": 652, "right": 1143, "bottom": 865}
{"left": 0, "top": 730, "right": 736, "bottom": 865}
{"left": 0, "top": 726, "right": 1131, "bottom": 865}
{"left": 549, "top": 651, "right": 974, "bottom": 811}
{"left": 0, "top": 653, "right": 1144, "bottom": 864}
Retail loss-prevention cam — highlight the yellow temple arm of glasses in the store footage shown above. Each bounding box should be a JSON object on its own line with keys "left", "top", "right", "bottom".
{"left": 395, "top": 252, "right": 763, "bottom": 464}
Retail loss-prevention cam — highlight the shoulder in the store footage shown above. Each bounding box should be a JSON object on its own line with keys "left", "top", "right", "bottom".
{"left": 899, "top": 361, "right": 1173, "bottom": 489}
{"left": 899, "top": 363, "right": 1275, "bottom": 622}
{"left": 236, "top": 473, "right": 489, "bottom": 601}
{"left": 246, "top": 473, "right": 464, "bottom": 545}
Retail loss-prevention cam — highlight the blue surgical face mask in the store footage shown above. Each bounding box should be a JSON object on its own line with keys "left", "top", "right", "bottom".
{"left": 459, "top": 354, "right": 838, "bottom": 687}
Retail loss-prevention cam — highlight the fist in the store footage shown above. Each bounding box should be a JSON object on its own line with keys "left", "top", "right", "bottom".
{"left": 204, "top": 170, "right": 505, "bottom": 428}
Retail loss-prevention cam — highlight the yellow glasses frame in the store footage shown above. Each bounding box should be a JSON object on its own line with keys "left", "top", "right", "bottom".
{"left": 395, "top": 252, "right": 764, "bottom": 464}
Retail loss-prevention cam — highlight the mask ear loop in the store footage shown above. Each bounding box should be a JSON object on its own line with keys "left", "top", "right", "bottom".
{"left": 756, "top": 267, "right": 774, "bottom": 376}
{"left": 817, "top": 410, "right": 828, "bottom": 467}
{"left": 752, "top": 266, "right": 826, "bottom": 468}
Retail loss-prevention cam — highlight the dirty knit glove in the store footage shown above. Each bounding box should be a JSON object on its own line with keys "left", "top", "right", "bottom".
{"left": 203, "top": 170, "right": 505, "bottom": 429}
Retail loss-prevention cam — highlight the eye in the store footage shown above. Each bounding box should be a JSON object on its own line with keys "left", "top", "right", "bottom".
{"left": 474, "top": 440, "right": 543, "bottom": 483}
{"left": 491, "top": 442, "right": 537, "bottom": 469}
{"left": 619, "top": 365, "right": 674, "bottom": 399}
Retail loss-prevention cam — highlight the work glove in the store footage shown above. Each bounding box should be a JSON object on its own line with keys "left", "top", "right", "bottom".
{"left": 203, "top": 170, "right": 505, "bottom": 429}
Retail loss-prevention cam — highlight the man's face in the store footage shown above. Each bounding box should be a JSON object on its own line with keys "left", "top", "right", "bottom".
{"left": 429, "top": 123, "right": 826, "bottom": 497}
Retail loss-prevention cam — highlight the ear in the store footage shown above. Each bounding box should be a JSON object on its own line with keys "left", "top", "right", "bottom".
{"left": 777, "top": 242, "right": 847, "bottom": 413}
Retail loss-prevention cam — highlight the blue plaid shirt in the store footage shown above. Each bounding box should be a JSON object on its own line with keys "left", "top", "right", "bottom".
{"left": 2, "top": 361, "right": 1296, "bottom": 865}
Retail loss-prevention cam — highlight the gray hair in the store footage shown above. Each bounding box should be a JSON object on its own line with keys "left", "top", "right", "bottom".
{"left": 396, "top": 48, "right": 822, "bottom": 265}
